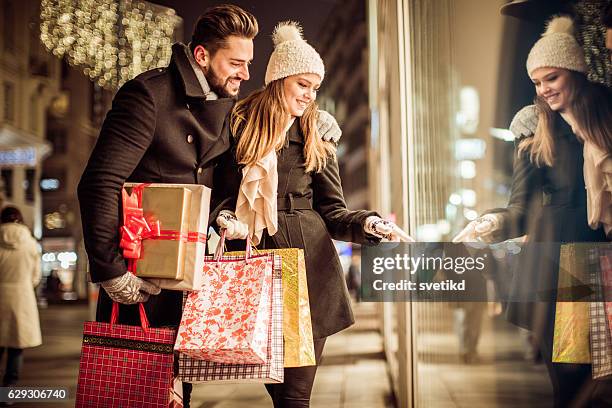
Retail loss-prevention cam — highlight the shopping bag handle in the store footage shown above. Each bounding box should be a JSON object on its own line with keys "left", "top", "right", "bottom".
{"left": 110, "top": 301, "right": 150, "bottom": 332}
{"left": 214, "top": 229, "right": 254, "bottom": 261}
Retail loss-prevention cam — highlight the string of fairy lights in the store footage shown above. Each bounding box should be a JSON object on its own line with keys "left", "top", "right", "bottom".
{"left": 40, "top": 0, "right": 181, "bottom": 89}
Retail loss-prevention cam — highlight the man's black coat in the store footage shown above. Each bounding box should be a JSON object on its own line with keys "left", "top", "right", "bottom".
{"left": 77, "top": 44, "right": 238, "bottom": 326}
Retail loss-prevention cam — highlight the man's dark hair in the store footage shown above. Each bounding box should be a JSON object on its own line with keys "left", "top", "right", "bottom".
{"left": 604, "top": 1, "right": 612, "bottom": 28}
{"left": 1, "top": 206, "right": 23, "bottom": 224}
{"left": 190, "top": 5, "right": 258, "bottom": 55}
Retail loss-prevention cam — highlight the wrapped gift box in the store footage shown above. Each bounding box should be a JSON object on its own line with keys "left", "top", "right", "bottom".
{"left": 122, "top": 183, "right": 210, "bottom": 286}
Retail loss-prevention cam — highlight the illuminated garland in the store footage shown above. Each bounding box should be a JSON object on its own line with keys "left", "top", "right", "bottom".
{"left": 40, "top": 0, "right": 181, "bottom": 89}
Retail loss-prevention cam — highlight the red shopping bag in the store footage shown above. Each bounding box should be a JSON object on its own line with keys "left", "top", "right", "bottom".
{"left": 174, "top": 234, "right": 274, "bottom": 364}
{"left": 177, "top": 251, "right": 284, "bottom": 383}
{"left": 76, "top": 302, "right": 181, "bottom": 408}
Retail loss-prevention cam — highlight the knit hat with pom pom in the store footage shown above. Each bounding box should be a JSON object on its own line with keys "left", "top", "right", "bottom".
{"left": 265, "top": 21, "right": 325, "bottom": 85}
{"left": 526, "top": 15, "right": 587, "bottom": 76}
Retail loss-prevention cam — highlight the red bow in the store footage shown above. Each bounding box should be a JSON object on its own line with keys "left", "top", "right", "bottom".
{"left": 119, "top": 184, "right": 160, "bottom": 262}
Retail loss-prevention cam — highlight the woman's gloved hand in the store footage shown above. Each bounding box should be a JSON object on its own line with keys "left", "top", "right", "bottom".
{"left": 100, "top": 272, "right": 161, "bottom": 304}
{"left": 216, "top": 210, "right": 249, "bottom": 240}
{"left": 317, "top": 110, "right": 342, "bottom": 144}
{"left": 364, "top": 216, "right": 414, "bottom": 242}
{"left": 509, "top": 105, "right": 538, "bottom": 138}
{"left": 452, "top": 214, "right": 503, "bottom": 243}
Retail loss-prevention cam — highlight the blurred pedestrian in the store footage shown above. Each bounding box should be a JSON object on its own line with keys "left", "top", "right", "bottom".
{"left": 0, "top": 206, "right": 41, "bottom": 387}
{"left": 454, "top": 15, "right": 612, "bottom": 406}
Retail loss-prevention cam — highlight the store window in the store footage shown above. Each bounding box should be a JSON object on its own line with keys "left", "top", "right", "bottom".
{"left": 3, "top": 1, "right": 15, "bottom": 53}
{"left": 25, "top": 168, "right": 36, "bottom": 203}
{"left": 46, "top": 128, "right": 67, "bottom": 154}
{"left": 1, "top": 169, "right": 13, "bottom": 199}
{"left": 3, "top": 82, "right": 15, "bottom": 122}
{"left": 30, "top": 92, "right": 40, "bottom": 133}
{"left": 365, "top": 0, "right": 606, "bottom": 406}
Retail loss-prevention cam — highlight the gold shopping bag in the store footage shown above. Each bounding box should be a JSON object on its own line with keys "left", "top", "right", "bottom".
{"left": 228, "top": 248, "right": 316, "bottom": 367}
{"left": 552, "top": 244, "right": 591, "bottom": 364}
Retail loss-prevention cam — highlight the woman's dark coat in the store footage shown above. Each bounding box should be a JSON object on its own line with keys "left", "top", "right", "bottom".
{"left": 77, "top": 43, "right": 235, "bottom": 327}
{"left": 486, "top": 114, "right": 606, "bottom": 330}
{"left": 223, "top": 121, "right": 379, "bottom": 339}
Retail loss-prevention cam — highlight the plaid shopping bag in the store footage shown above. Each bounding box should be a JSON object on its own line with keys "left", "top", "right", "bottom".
{"left": 600, "top": 248, "right": 612, "bottom": 340}
{"left": 591, "top": 247, "right": 612, "bottom": 379}
{"left": 174, "top": 236, "right": 274, "bottom": 365}
{"left": 177, "top": 253, "right": 283, "bottom": 383}
{"left": 76, "top": 302, "right": 181, "bottom": 408}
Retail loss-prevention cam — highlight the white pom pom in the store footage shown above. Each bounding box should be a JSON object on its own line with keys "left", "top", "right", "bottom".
{"left": 543, "top": 15, "right": 575, "bottom": 37}
{"left": 272, "top": 21, "right": 303, "bottom": 46}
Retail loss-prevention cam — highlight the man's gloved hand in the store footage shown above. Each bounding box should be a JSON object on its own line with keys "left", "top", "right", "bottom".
{"left": 509, "top": 105, "right": 538, "bottom": 138}
{"left": 317, "top": 110, "right": 342, "bottom": 144}
{"left": 364, "top": 216, "right": 415, "bottom": 242}
{"left": 100, "top": 272, "right": 161, "bottom": 305}
{"left": 452, "top": 214, "right": 503, "bottom": 243}
{"left": 216, "top": 210, "right": 249, "bottom": 240}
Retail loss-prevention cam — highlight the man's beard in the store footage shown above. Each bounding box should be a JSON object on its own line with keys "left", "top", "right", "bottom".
{"left": 203, "top": 66, "right": 240, "bottom": 99}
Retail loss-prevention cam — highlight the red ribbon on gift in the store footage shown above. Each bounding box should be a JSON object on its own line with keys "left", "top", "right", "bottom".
{"left": 119, "top": 183, "right": 161, "bottom": 273}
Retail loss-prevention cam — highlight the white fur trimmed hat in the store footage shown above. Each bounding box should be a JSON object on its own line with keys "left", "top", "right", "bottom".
{"left": 265, "top": 21, "right": 325, "bottom": 85}
{"left": 526, "top": 15, "right": 587, "bottom": 76}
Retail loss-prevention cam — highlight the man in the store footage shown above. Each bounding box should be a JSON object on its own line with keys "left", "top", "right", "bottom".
{"left": 77, "top": 5, "right": 258, "bottom": 405}
{"left": 79, "top": 3, "right": 256, "bottom": 323}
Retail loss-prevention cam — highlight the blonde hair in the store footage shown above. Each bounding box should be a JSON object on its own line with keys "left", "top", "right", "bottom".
{"left": 518, "top": 71, "right": 612, "bottom": 166}
{"left": 231, "top": 79, "right": 336, "bottom": 173}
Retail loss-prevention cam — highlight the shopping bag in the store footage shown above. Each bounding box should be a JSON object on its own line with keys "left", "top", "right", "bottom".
{"left": 591, "top": 247, "right": 612, "bottom": 378}
{"left": 600, "top": 248, "right": 612, "bottom": 340}
{"left": 177, "top": 251, "right": 284, "bottom": 383}
{"left": 228, "top": 248, "right": 315, "bottom": 367}
{"left": 75, "top": 302, "right": 181, "bottom": 408}
{"left": 174, "top": 234, "right": 274, "bottom": 365}
{"left": 552, "top": 244, "right": 591, "bottom": 363}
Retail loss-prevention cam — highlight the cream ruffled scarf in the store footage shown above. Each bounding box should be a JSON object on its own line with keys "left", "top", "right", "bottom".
{"left": 562, "top": 111, "right": 612, "bottom": 239}
{"left": 583, "top": 141, "right": 612, "bottom": 238}
{"left": 235, "top": 118, "right": 295, "bottom": 245}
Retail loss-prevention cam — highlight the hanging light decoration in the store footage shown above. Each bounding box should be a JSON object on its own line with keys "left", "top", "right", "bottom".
{"left": 40, "top": 0, "right": 182, "bottom": 89}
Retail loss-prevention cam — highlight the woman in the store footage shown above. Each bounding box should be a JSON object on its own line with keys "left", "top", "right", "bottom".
{"left": 215, "top": 21, "right": 410, "bottom": 407}
{"left": 453, "top": 16, "right": 612, "bottom": 407}
{"left": 0, "top": 206, "right": 42, "bottom": 387}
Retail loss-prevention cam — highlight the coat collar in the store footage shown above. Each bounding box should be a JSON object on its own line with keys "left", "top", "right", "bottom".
{"left": 286, "top": 119, "right": 305, "bottom": 145}
{"left": 170, "top": 43, "right": 214, "bottom": 100}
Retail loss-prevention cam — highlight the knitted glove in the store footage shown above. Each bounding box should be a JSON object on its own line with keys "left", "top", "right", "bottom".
{"left": 317, "top": 110, "right": 342, "bottom": 144}
{"left": 452, "top": 214, "right": 503, "bottom": 243}
{"left": 216, "top": 210, "right": 249, "bottom": 240}
{"left": 364, "top": 216, "right": 414, "bottom": 242}
{"left": 509, "top": 105, "right": 538, "bottom": 138}
{"left": 100, "top": 272, "right": 161, "bottom": 305}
